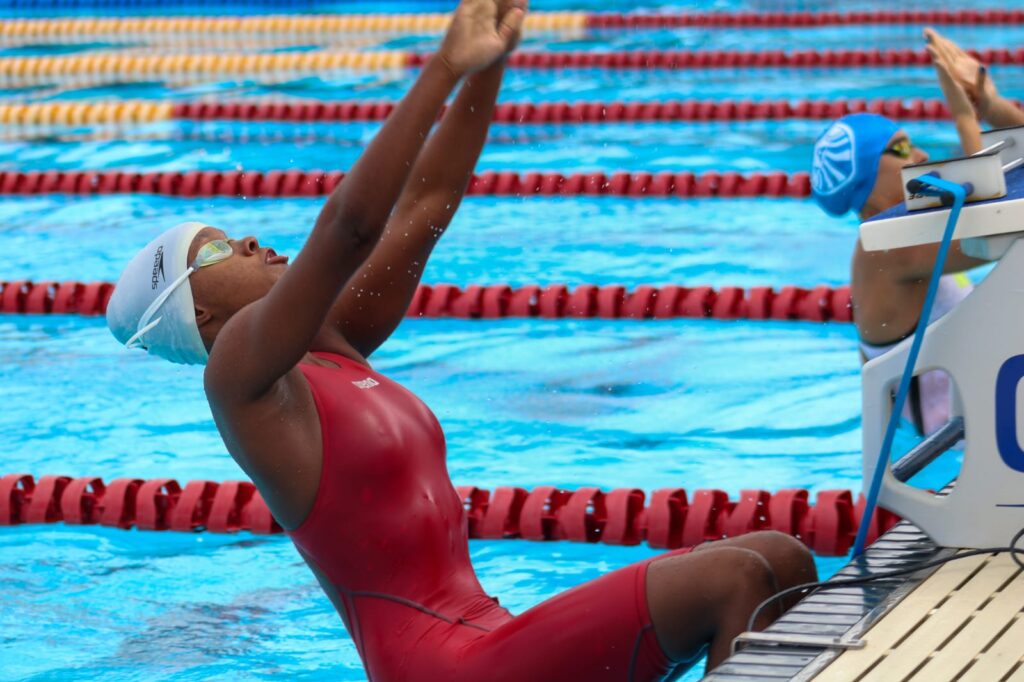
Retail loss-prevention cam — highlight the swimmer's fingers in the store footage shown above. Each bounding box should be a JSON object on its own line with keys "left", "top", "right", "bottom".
{"left": 928, "top": 44, "right": 958, "bottom": 87}
{"left": 497, "top": 0, "right": 527, "bottom": 52}
{"left": 928, "top": 44, "right": 978, "bottom": 120}
{"left": 926, "top": 26, "right": 990, "bottom": 97}
{"left": 440, "top": 0, "right": 526, "bottom": 75}
{"left": 925, "top": 28, "right": 965, "bottom": 75}
{"left": 926, "top": 43, "right": 952, "bottom": 72}
{"left": 975, "top": 65, "right": 993, "bottom": 103}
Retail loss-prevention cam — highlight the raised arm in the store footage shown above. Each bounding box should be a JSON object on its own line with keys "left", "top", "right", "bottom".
{"left": 927, "top": 35, "right": 982, "bottom": 154}
{"left": 206, "top": 0, "right": 525, "bottom": 399}
{"left": 324, "top": 38, "right": 517, "bottom": 357}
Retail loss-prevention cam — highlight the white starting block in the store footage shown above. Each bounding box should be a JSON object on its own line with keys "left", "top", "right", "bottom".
{"left": 859, "top": 135, "right": 1024, "bottom": 549}
{"left": 979, "top": 123, "right": 1024, "bottom": 167}
{"left": 900, "top": 150, "right": 1005, "bottom": 211}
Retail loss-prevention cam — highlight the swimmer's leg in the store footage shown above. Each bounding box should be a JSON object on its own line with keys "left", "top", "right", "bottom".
{"left": 647, "top": 543, "right": 786, "bottom": 671}
{"left": 449, "top": 533, "right": 815, "bottom": 681}
{"left": 693, "top": 530, "right": 818, "bottom": 610}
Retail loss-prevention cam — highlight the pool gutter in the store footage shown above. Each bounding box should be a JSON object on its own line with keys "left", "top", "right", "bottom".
{"left": 702, "top": 520, "right": 951, "bottom": 681}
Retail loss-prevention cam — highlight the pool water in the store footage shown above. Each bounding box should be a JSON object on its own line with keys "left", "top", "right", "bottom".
{"left": 0, "top": 0, "right": 990, "bottom": 679}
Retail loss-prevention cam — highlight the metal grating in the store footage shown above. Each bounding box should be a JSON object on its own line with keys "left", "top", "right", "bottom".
{"left": 703, "top": 521, "right": 951, "bottom": 681}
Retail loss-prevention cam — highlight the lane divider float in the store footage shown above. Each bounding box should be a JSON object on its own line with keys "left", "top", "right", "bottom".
{"left": 0, "top": 281, "right": 853, "bottom": 323}
{"left": 0, "top": 10, "right": 1018, "bottom": 45}
{"left": 1, "top": 48, "right": 1021, "bottom": 85}
{"left": 0, "top": 14, "right": 587, "bottom": 45}
{"left": 0, "top": 98, "right": 995, "bottom": 127}
{"left": 0, "top": 473, "right": 900, "bottom": 556}
{"left": 0, "top": 169, "right": 812, "bottom": 198}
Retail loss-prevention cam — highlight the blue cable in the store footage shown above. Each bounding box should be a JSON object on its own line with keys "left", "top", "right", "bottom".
{"left": 852, "top": 174, "right": 969, "bottom": 557}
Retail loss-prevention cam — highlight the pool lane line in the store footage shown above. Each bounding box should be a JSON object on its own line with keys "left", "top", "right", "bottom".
{"left": 2, "top": 48, "right": 1024, "bottom": 86}
{"left": 0, "top": 169, "right": 813, "bottom": 198}
{"left": 0, "top": 98, "right": 1006, "bottom": 127}
{"left": 0, "top": 10, "right": 1019, "bottom": 45}
{"left": 0, "top": 281, "right": 854, "bottom": 324}
{"left": 0, "top": 13, "right": 586, "bottom": 45}
{"left": 0, "top": 474, "right": 892, "bottom": 557}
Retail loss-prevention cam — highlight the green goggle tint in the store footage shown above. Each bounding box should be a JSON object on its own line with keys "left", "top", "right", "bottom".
{"left": 192, "top": 239, "right": 234, "bottom": 269}
{"left": 883, "top": 139, "right": 914, "bottom": 159}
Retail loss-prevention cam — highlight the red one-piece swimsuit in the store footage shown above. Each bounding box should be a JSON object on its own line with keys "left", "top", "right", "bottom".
{"left": 289, "top": 352, "right": 682, "bottom": 681}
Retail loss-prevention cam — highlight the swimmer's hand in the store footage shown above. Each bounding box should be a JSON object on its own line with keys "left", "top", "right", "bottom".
{"left": 928, "top": 38, "right": 983, "bottom": 154}
{"left": 928, "top": 43, "right": 977, "bottom": 120}
{"left": 924, "top": 28, "right": 999, "bottom": 117}
{"left": 438, "top": 0, "right": 527, "bottom": 77}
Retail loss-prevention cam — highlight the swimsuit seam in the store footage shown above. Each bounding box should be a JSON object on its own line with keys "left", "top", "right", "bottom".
{"left": 628, "top": 623, "right": 655, "bottom": 682}
{"left": 289, "top": 365, "right": 331, "bottom": 536}
{"left": 349, "top": 590, "right": 493, "bottom": 633}
{"left": 344, "top": 592, "right": 372, "bottom": 681}
{"left": 638, "top": 558, "right": 676, "bottom": 673}
{"left": 313, "top": 350, "right": 369, "bottom": 371}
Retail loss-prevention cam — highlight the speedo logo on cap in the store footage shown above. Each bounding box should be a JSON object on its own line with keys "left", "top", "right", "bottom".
{"left": 812, "top": 122, "right": 856, "bottom": 196}
{"left": 151, "top": 246, "right": 165, "bottom": 290}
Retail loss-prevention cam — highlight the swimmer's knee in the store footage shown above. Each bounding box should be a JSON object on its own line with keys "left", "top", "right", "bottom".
{"left": 717, "top": 547, "right": 776, "bottom": 595}
{"left": 750, "top": 530, "right": 812, "bottom": 557}
{"left": 670, "top": 547, "right": 776, "bottom": 602}
{"left": 647, "top": 548, "right": 777, "bottom": 658}
{"left": 709, "top": 531, "right": 815, "bottom": 578}
{"left": 747, "top": 531, "right": 817, "bottom": 582}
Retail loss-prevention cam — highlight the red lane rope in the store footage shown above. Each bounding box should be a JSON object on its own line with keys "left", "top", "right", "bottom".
{"left": 588, "top": 10, "right": 1024, "bottom": 28}
{"left": 408, "top": 48, "right": 1024, "bottom": 69}
{"left": 0, "top": 281, "right": 852, "bottom": 323}
{"left": 0, "top": 473, "right": 898, "bottom": 556}
{"left": 171, "top": 98, "right": 994, "bottom": 123}
{"left": 0, "top": 170, "right": 811, "bottom": 198}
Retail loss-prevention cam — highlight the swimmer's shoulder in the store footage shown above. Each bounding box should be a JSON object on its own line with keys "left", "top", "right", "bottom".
{"left": 204, "top": 302, "right": 367, "bottom": 403}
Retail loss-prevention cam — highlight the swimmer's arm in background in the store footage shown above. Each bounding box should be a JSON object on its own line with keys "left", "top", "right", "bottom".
{"left": 324, "top": 42, "right": 517, "bottom": 357}
{"left": 205, "top": 1, "right": 526, "bottom": 399}
{"left": 975, "top": 89, "right": 1024, "bottom": 129}
{"left": 924, "top": 28, "right": 1024, "bottom": 129}
{"left": 873, "top": 240, "right": 988, "bottom": 284}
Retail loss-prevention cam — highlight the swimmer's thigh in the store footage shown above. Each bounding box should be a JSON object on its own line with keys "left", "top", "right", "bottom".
{"left": 455, "top": 556, "right": 685, "bottom": 682}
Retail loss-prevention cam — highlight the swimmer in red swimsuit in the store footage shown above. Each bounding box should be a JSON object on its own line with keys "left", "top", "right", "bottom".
{"left": 108, "top": 1, "right": 816, "bottom": 678}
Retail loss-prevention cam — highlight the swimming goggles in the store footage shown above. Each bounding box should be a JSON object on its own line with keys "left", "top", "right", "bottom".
{"left": 883, "top": 139, "right": 914, "bottom": 159}
{"left": 125, "top": 239, "right": 234, "bottom": 351}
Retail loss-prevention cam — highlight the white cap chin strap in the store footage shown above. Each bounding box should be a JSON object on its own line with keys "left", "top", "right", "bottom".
{"left": 106, "top": 221, "right": 210, "bottom": 366}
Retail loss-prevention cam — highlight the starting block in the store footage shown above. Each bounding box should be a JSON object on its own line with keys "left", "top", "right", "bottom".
{"left": 859, "top": 128, "right": 1024, "bottom": 549}
{"left": 900, "top": 150, "right": 1004, "bottom": 211}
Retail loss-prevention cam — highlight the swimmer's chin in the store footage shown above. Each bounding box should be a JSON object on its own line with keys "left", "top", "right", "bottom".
{"left": 269, "top": 263, "right": 289, "bottom": 282}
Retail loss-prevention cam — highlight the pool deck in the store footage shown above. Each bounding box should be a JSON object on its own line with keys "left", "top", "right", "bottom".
{"left": 704, "top": 522, "right": 1024, "bottom": 681}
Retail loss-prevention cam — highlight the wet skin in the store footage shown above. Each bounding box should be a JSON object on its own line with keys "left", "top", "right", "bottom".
{"left": 188, "top": 222, "right": 818, "bottom": 673}
{"left": 851, "top": 130, "right": 987, "bottom": 346}
{"left": 184, "top": 5, "right": 817, "bottom": 673}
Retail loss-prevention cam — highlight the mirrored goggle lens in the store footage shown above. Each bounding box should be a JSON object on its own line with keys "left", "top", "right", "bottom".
{"left": 194, "top": 239, "right": 233, "bottom": 268}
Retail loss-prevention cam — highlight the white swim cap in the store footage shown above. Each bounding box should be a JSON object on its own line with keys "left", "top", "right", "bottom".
{"left": 107, "top": 221, "right": 210, "bottom": 365}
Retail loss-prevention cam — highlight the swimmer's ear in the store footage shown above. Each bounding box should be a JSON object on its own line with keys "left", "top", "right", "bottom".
{"left": 194, "top": 305, "right": 213, "bottom": 328}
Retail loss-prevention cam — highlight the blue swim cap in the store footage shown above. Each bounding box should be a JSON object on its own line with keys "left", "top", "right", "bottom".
{"left": 811, "top": 113, "right": 900, "bottom": 217}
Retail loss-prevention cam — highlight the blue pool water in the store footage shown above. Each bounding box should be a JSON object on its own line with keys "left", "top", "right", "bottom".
{"left": 0, "top": 0, "right": 989, "bottom": 679}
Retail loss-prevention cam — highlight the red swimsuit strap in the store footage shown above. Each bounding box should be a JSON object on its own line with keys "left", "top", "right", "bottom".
{"left": 307, "top": 350, "right": 362, "bottom": 367}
